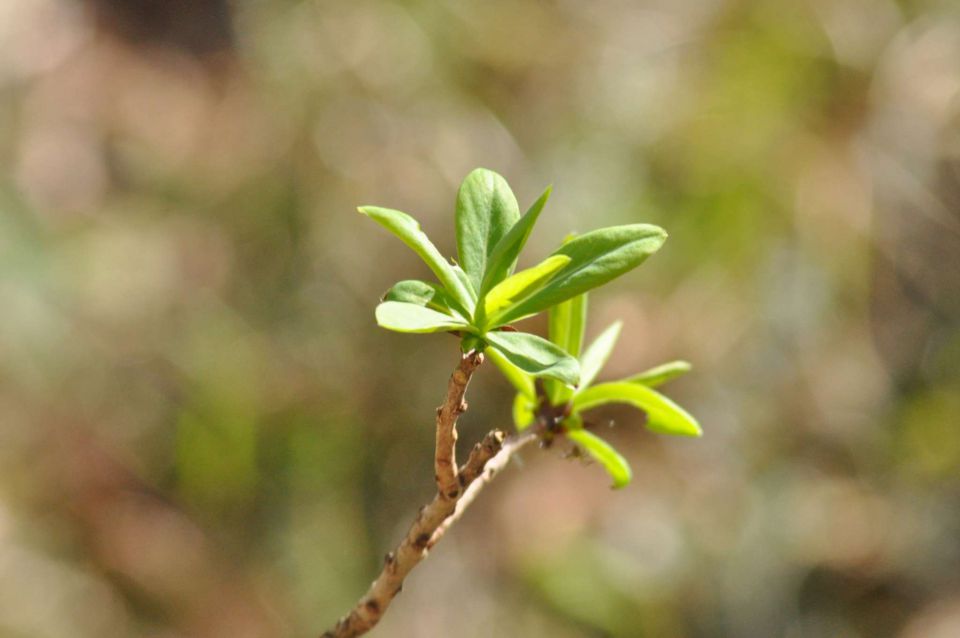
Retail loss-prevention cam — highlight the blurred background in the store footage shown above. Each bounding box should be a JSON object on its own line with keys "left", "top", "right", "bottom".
{"left": 1, "top": 0, "right": 959, "bottom": 636}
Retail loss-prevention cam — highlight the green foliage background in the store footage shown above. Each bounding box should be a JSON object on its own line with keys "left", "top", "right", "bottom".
{"left": 1, "top": 0, "right": 959, "bottom": 636}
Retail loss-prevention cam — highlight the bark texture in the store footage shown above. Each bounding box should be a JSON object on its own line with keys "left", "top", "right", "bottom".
{"left": 322, "top": 352, "right": 534, "bottom": 638}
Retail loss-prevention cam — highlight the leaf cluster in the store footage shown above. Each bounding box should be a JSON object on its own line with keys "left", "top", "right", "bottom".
{"left": 361, "top": 168, "right": 665, "bottom": 387}
{"left": 360, "top": 168, "right": 700, "bottom": 487}
{"left": 492, "top": 295, "right": 701, "bottom": 488}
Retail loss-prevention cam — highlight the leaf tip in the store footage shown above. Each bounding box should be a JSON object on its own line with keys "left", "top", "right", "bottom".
{"left": 611, "top": 463, "right": 632, "bottom": 489}
{"left": 676, "top": 416, "right": 703, "bottom": 438}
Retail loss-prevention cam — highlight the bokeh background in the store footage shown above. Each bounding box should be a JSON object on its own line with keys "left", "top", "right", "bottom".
{"left": 2, "top": 0, "right": 960, "bottom": 636}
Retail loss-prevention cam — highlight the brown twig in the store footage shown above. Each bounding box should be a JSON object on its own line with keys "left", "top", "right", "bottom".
{"left": 322, "top": 352, "right": 535, "bottom": 638}
{"left": 429, "top": 429, "right": 537, "bottom": 548}
{"left": 434, "top": 351, "right": 483, "bottom": 499}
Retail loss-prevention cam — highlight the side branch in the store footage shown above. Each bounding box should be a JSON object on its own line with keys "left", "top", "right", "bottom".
{"left": 323, "top": 352, "right": 524, "bottom": 638}
{"left": 323, "top": 430, "right": 531, "bottom": 638}
{"left": 429, "top": 430, "right": 537, "bottom": 547}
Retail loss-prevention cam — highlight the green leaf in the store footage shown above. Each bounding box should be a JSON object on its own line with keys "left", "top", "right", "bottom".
{"left": 479, "top": 186, "right": 551, "bottom": 298}
{"left": 497, "top": 224, "right": 667, "bottom": 324}
{"left": 565, "top": 428, "right": 632, "bottom": 488}
{"left": 359, "top": 206, "right": 474, "bottom": 314}
{"left": 572, "top": 382, "right": 701, "bottom": 437}
{"left": 375, "top": 301, "right": 469, "bottom": 334}
{"left": 513, "top": 393, "right": 536, "bottom": 431}
{"left": 383, "top": 280, "right": 458, "bottom": 315}
{"left": 486, "top": 331, "right": 580, "bottom": 386}
{"left": 545, "top": 293, "right": 588, "bottom": 404}
{"left": 455, "top": 168, "right": 520, "bottom": 291}
{"left": 486, "top": 346, "right": 536, "bottom": 399}
{"left": 577, "top": 321, "right": 623, "bottom": 392}
{"left": 548, "top": 293, "right": 588, "bottom": 357}
{"left": 452, "top": 264, "right": 478, "bottom": 304}
{"left": 483, "top": 255, "right": 571, "bottom": 323}
{"left": 625, "top": 360, "right": 692, "bottom": 387}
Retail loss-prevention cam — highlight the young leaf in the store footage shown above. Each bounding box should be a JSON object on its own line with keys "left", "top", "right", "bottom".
{"left": 565, "top": 428, "right": 632, "bottom": 488}
{"left": 383, "top": 280, "right": 458, "bottom": 315}
{"left": 486, "top": 331, "right": 580, "bottom": 386}
{"left": 359, "top": 206, "right": 474, "bottom": 313}
{"left": 478, "top": 186, "right": 551, "bottom": 298}
{"left": 577, "top": 320, "right": 623, "bottom": 391}
{"left": 547, "top": 296, "right": 570, "bottom": 349}
{"left": 572, "top": 382, "right": 701, "bottom": 437}
{"left": 486, "top": 346, "right": 536, "bottom": 400}
{"left": 455, "top": 168, "right": 520, "bottom": 291}
{"left": 513, "top": 393, "right": 536, "bottom": 430}
{"left": 451, "top": 264, "right": 478, "bottom": 304}
{"left": 625, "top": 360, "right": 692, "bottom": 387}
{"left": 483, "top": 255, "right": 571, "bottom": 323}
{"left": 497, "top": 224, "right": 668, "bottom": 324}
{"left": 548, "top": 293, "right": 588, "bottom": 358}
{"left": 544, "top": 293, "right": 587, "bottom": 405}
{"left": 375, "top": 301, "right": 469, "bottom": 334}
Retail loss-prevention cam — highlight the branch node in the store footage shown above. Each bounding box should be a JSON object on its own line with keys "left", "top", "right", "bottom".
{"left": 413, "top": 533, "right": 430, "bottom": 550}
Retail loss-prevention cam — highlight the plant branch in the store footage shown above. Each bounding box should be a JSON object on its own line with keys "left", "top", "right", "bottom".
{"left": 429, "top": 429, "right": 537, "bottom": 548}
{"left": 321, "top": 352, "right": 535, "bottom": 638}
{"left": 434, "top": 351, "right": 483, "bottom": 499}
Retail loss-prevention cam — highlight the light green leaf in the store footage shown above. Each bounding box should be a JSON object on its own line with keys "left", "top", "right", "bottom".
{"left": 625, "top": 360, "right": 692, "bottom": 387}
{"left": 452, "top": 264, "right": 478, "bottom": 304}
{"left": 497, "top": 224, "right": 667, "bottom": 324}
{"left": 547, "top": 297, "right": 570, "bottom": 349}
{"left": 548, "top": 293, "right": 588, "bottom": 357}
{"left": 375, "top": 301, "right": 469, "bottom": 334}
{"left": 479, "top": 186, "right": 551, "bottom": 298}
{"left": 359, "top": 206, "right": 473, "bottom": 313}
{"left": 486, "top": 331, "right": 580, "bottom": 386}
{"left": 577, "top": 321, "right": 623, "bottom": 392}
{"left": 572, "top": 382, "right": 701, "bottom": 437}
{"left": 486, "top": 345, "right": 536, "bottom": 399}
{"left": 545, "top": 293, "right": 588, "bottom": 404}
{"left": 513, "top": 393, "right": 536, "bottom": 431}
{"left": 483, "top": 255, "right": 571, "bottom": 323}
{"left": 383, "top": 280, "right": 458, "bottom": 316}
{"left": 565, "top": 428, "right": 632, "bottom": 488}
{"left": 455, "top": 168, "right": 520, "bottom": 291}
